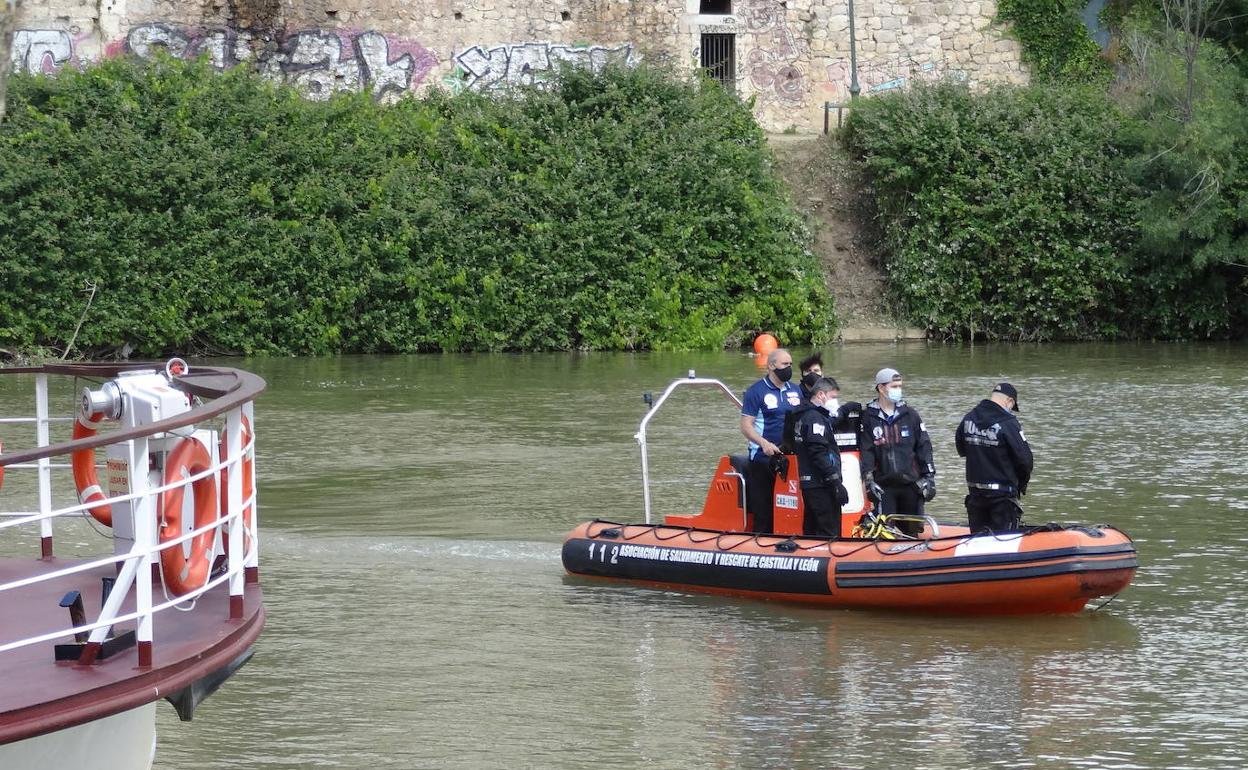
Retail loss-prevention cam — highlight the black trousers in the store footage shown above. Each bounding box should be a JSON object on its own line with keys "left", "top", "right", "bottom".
{"left": 746, "top": 457, "right": 776, "bottom": 534}
{"left": 879, "top": 484, "right": 925, "bottom": 537}
{"left": 802, "top": 486, "right": 843, "bottom": 537}
{"left": 966, "top": 493, "right": 1022, "bottom": 533}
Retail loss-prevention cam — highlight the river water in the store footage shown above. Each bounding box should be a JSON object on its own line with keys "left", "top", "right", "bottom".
{"left": 85, "top": 344, "right": 1248, "bottom": 768}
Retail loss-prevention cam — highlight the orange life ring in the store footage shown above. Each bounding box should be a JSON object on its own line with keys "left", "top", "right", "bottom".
{"left": 217, "top": 417, "right": 254, "bottom": 555}
{"left": 71, "top": 413, "right": 112, "bottom": 526}
{"left": 160, "top": 437, "right": 219, "bottom": 596}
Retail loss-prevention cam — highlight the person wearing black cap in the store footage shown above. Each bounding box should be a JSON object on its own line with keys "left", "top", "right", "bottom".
{"left": 955, "top": 382, "right": 1034, "bottom": 533}
{"left": 858, "top": 367, "right": 936, "bottom": 537}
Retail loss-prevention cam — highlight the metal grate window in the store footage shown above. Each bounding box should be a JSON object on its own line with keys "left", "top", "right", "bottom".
{"left": 700, "top": 33, "right": 735, "bottom": 90}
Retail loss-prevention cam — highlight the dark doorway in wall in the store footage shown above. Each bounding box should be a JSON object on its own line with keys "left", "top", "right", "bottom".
{"left": 700, "top": 0, "right": 732, "bottom": 12}
{"left": 700, "top": 33, "right": 735, "bottom": 90}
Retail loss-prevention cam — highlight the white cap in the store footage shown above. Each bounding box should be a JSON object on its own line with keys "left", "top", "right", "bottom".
{"left": 874, "top": 367, "right": 902, "bottom": 386}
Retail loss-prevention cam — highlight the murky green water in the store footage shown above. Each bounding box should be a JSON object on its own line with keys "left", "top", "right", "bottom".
{"left": 10, "top": 343, "right": 1248, "bottom": 768}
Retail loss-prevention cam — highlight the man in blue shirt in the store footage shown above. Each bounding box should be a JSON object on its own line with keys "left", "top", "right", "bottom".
{"left": 739, "top": 348, "right": 802, "bottom": 533}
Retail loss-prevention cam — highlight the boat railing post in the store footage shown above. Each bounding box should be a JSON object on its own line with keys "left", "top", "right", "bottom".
{"left": 637, "top": 421, "right": 653, "bottom": 525}
{"left": 634, "top": 376, "right": 744, "bottom": 525}
{"left": 129, "top": 434, "right": 155, "bottom": 668}
{"left": 243, "top": 400, "right": 259, "bottom": 582}
{"left": 226, "top": 407, "right": 245, "bottom": 618}
{"left": 35, "top": 373, "right": 54, "bottom": 559}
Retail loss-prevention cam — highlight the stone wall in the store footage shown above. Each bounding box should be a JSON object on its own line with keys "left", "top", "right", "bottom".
{"left": 9, "top": 0, "right": 1025, "bottom": 132}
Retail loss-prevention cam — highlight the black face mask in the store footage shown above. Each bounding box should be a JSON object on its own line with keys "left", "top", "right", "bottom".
{"left": 773, "top": 365, "right": 793, "bottom": 383}
{"left": 801, "top": 372, "right": 820, "bottom": 389}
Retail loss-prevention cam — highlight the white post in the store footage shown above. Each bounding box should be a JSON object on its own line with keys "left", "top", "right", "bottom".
{"left": 243, "top": 400, "right": 259, "bottom": 578}
{"left": 638, "top": 422, "right": 653, "bottom": 525}
{"left": 35, "top": 374, "right": 53, "bottom": 558}
{"left": 226, "top": 408, "right": 244, "bottom": 617}
{"left": 83, "top": 550, "right": 139, "bottom": 654}
{"left": 129, "top": 435, "right": 155, "bottom": 667}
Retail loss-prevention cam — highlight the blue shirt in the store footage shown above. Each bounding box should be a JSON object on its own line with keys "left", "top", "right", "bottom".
{"left": 741, "top": 377, "right": 802, "bottom": 460}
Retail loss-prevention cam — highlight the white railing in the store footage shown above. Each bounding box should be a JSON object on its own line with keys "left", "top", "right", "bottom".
{"left": 634, "top": 371, "right": 742, "bottom": 524}
{"left": 0, "top": 364, "right": 263, "bottom": 665}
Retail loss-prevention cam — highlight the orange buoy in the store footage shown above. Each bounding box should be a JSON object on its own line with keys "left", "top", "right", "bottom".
{"left": 160, "top": 437, "right": 219, "bottom": 596}
{"left": 753, "top": 333, "right": 779, "bottom": 356}
{"left": 71, "top": 413, "right": 112, "bottom": 526}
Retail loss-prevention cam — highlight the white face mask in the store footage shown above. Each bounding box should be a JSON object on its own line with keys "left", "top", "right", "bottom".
{"left": 823, "top": 398, "right": 839, "bottom": 414}
{"left": 886, "top": 387, "right": 903, "bottom": 402}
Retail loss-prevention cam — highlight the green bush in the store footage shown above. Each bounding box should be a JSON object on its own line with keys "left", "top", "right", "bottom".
{"left": 0, "top": 57, "right": 833, "bottom": 355}
{"left": 843, "top": 82, "right": 1134, "bottom": 340}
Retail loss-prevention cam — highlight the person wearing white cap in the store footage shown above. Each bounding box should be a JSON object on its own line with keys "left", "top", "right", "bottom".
{"left": 955, "top": 382, "right": 1033, "bottom": 533}
{"left": 858, "top": 367, "right": 936, "bottom": 537}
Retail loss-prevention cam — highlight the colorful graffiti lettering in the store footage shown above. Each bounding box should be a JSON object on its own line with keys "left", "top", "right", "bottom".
{"left": 453, "top": 43, "right": 636, "bottom": 92}
{"left": 114, "top": 23, "right": 437, "bottom": 99}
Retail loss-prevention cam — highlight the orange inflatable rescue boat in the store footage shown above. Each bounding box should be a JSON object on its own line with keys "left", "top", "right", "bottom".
{"left": 561, "top": 375, "right": 1137, "bottom": 615}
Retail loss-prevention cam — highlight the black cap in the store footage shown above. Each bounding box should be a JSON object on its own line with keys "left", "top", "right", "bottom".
{"left": 992, "top": 382, "right": 1020, "bottom": 411}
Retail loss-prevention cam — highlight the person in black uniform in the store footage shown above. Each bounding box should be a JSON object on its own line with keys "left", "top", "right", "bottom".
{"left": 859, "top": 367, "right": 936, "bottom": 537}
{"left": 792, "top": 377, "right": 849, "bottom": 537}
{"left": 955, "top": 382, "right": 1033, "bottom": 533}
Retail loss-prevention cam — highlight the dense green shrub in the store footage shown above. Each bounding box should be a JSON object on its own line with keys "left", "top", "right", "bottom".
{"left": 843, "top": 82, "right": 1135, "bottom": 340}
{"left": 0, "top": 57, "right": 833, "bottom": 355}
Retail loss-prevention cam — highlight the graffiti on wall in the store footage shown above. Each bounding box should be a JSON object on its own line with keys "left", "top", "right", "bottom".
{"left": 824, "top": 55, "right": 965, "bottom": 101}
{"left": 9, "top": 29, "right": 80, "bottom": 73}
{"left": 452, "top": 42, "right": 636, "bottom": 92}
{"left": 111, "top": 23, "right": 438, "bottom": 99}
{"left": 747, "top": 49, "right": 804, "bottom": 103}
{"left": 739, "top": 0, "right": 807, "bottom": 104}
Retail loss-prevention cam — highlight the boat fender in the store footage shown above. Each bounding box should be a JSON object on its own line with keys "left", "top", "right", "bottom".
{"left": 70, "top": 412, "right": 112, "bottom": 526}
{"left": 160, "top": 437, "right": 220, "bottom": 596}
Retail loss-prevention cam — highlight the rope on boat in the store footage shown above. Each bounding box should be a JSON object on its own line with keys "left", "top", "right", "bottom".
{"left": 584, "top": 518, "right": 1102, "bottom": 560}
{"left": 1088, "top": 593, "right": 1119, "bottom": 612}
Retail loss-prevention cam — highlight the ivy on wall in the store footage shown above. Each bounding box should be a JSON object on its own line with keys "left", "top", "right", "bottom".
{"left": 997, "top": 0, "right": 1112, "bottom": 83}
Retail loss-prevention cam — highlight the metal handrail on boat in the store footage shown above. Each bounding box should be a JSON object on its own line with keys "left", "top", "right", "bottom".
{"left": 635, "top": 372, "right": 742, "bottom": 524}
{"left": 0, "top": 363, "right": 264, "bottom": 666}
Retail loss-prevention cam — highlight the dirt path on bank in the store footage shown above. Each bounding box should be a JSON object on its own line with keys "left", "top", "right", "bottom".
{"left": 767, "top": 134, "right": 917, "bottom": 338}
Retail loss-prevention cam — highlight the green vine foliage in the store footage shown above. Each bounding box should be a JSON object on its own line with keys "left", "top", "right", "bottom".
{"left": 843, "top": 82, "right": 1136, "bottom": 340}
{"left": 997, "top": 0, "right": 1113, "bottom": 84}
{"left": 0, "top": 57, "right": 834, "bottom": 355}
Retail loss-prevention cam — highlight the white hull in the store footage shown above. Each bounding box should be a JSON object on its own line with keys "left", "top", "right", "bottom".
{"left": 0, "top": 702, "right": 156, "bottom": 770}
